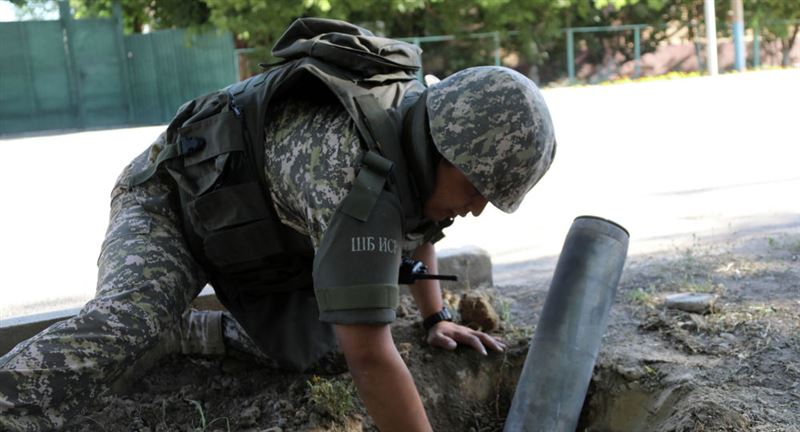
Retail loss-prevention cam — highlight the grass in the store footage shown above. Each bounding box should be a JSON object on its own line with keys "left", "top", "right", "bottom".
{"left": 76, "top": 416, "right": 108, "bottom": 432}
{"left": 671, "top": 244, "right": 724, "bottom": 294}
{"left": 643, "top": 364, "right": 658, "bottom": 377}
{"left": 791, "top": 240, "right": 800, "bottom": 255}
{"left": 768, "top": 237, "right": 779, "bottom": 249}
{"left": 705, "top": 303, "right": 777, "bottom": 333}
{"left": 627, "top": 284, "right": 656, "bottom": 306}
{"left": 499, "top": 299, "right": 511, "bottom": 322}
{"left": 627, "top": 241, "right": 727, "bottom": 307}
{"left": 503, "top": 322, "right": 534, "bottom": 343}
{"left": 683, "top": 278, "right": 717, "bottom": 294}
{"left": 768, "top": 236, "right": 800, "bottom": 255}
{"left": 185, "top": 399, "right": 231, "bottom": 432}
{"left": 593, "top": 66, "right": 797, "bottom": 87}
{"left": 546, "top": 64, "right": 798, "bottom": 89}
{"left": 601, "top": 70, "right": 705, "bottom": 85}
{"left": 790, "top": 333, "right": 800, "bottom": 353}
{"left": 307, "top": 375, "right": 356, "bottom": 421}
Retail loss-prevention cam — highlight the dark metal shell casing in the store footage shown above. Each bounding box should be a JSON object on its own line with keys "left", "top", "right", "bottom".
{"left": 504, "top": 216, "right": 629, "bottom": 432}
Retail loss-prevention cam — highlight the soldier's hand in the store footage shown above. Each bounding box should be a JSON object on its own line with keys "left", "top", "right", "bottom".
{"left": 426, "top": 321, "right": 506, "bottom": 355}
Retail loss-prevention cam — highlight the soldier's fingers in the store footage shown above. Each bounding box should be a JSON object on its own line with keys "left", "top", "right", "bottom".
{"left": 474, "top": 331, "right": 505, "bottom": 352}
{"left": 428, "top": 332, "right": 458, "bottom": 350}
{"left": 452, "top": 331, "right": 487, "bottom": 355}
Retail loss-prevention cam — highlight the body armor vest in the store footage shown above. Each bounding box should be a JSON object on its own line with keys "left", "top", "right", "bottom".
{"left": 126, "top": 18, "right": 446, "bottom": 369}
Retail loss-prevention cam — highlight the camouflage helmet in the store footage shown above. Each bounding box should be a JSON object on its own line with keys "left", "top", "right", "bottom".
{"left": 426, "top": 66, "right": 556, "bottom": 213}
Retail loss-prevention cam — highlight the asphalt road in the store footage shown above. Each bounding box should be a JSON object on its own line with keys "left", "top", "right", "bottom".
{"left": 1, "top": 68, "right": 798, "bottom": 319}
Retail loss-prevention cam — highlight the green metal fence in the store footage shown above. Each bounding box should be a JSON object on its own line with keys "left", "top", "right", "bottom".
{"left": 563, "top": 20, "right": 799, "bottom": 84}
{"left": 126, "top": 30, "right": 238, "bottom": 125}
{"left": 0, "top": 20, "right": 78, "bottom": 134}
{"left": 392, "top": 20, "right": 798, "bottom": 86}
{"left": 0, "top": 5, "right": 236, "bottom": 136}
{"left": 565, "top": 24, "right": 647, "bottom": 84}
{"left": 399, "top": 32, "right": 502, "bottom": 81}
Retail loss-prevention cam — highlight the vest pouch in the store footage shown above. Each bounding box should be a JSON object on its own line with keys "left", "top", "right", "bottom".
{"left": 188, "top": 181, "right": 284, "bottom": 268}
{"left": 204, "top": 220, "right": 284, "bottom": 267}
{"left": 170, "top": 110, "right": 246, "bottom": 197}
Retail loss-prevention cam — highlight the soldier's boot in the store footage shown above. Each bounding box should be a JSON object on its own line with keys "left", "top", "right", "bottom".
{"left": 109, "top": 308, "right": 226, "bottom": 395}
{"left": 165, "top": 308, "right": 268, "bottom": 359}
{"left": 174, "top": 309, "right": 226, "bottom": 356}
{"left": 110, "top": 309, "right": 276, "bottom": 398}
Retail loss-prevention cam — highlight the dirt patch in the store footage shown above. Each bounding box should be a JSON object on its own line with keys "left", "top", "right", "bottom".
{"left": 67, "top": 232, "right": 800, "bottom": 431}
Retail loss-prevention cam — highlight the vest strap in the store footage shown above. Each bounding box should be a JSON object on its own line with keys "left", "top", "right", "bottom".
{"left": 354, "top": 94, "right": 398, "bottom": 157}
{"left": 354, "top": 93, "right": 418, "bottom": 221}
{"left": 340, "top": 151, "right": 393, "bottom": 222}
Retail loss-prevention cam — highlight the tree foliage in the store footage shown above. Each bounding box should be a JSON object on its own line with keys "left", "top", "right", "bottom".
{"left": 8, "top": 0, "right": 799, "bottom": 79}
{"left": 746, "top": 0, "right": 800, "bottom": 65}
{"left": 67, "top": 0, "right": 210, "bottom": 32}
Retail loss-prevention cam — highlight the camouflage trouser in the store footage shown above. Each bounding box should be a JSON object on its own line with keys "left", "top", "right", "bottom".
{"left": 0, "top": 152, "right": 266, "bottom": 431}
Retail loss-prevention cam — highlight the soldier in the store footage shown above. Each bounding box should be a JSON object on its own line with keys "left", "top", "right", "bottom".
{"left": 0, "top": 19, "right": 555, "bottom": 432}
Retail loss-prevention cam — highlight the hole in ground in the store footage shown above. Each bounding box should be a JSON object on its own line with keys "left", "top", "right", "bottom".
{"left": 441, "top": 357, "right": 750, "bottom": 432}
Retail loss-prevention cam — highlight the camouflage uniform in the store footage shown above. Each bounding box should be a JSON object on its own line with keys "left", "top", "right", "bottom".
{"left": 263, "top": 94, "right": 363, "bottom": 249}
{"left": 0, "top": 65, "right": 557, "bottom": 432}
{"left": 0, "top": 95, "right": 363, "bottom": 431}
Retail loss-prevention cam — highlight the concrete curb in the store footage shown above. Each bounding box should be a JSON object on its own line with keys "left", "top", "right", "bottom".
{"left": 1, "top": 246, "right": 494, "bottom": 356}
{"left": 436, "top": 245, "right": 493, "bottom": 291}
{"left": 0, "top": 286, "right": 221, "bottom": 356}
{"left": 0, "top": 308, "right": 84, "bottom": 356}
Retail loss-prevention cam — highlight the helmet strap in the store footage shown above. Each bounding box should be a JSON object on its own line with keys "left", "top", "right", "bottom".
{"left": 402, "top": 89, "right": 440, "bottom": 206}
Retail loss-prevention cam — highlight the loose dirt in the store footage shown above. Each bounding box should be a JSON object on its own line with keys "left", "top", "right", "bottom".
{"left": 67, "top": 230, "right": 800, "bottom": 432}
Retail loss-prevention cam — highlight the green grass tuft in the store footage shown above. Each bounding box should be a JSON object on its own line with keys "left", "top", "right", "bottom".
{"left": 627, "top": 286, "right": 656, "bottom": 306}
{"left": 307, "top": 375, "right": 356, "bottom": 421}
{"left": 185, "top": 399, "right": 230, "bottom": 432}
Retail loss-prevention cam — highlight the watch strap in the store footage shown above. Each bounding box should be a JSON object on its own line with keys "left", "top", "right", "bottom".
{"left": 422, "top": 307, "right": 453, "bottom": 331}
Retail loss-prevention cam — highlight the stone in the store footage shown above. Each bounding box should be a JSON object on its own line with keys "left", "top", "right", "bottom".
{"left": 688, "top": 313, "right": 707, "bottom": 330}
{"left": 662, "top": 371, "right": 695, "bottom": 386}
{"left": 436, "top": 246, "right": 493, "bottom": 291}
{"left": 240, "top": 405, "right": 261, "bottom": 426}
{"left": 664, "top": 293, "right": 717, "bottom": 314}
{"left": 443, "top": 289, "right": 461, "bottom": 312}
{"left": 272, "top": 399, "right": 292, "bottom": 411}
{"left": 458, "top": 293, "right": 499, "bottom": 331}
{"left": 397, "top": 342, "right": 413, "bottom": 363}
{"left": 396, "top": 304, "right": 408, "bottom": 318}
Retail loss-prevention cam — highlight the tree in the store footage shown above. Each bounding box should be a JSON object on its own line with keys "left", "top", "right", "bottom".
{"left": 12, "top": 0, "right": 793, "bottom": 82}
{"left": 747, "top": 0, "right": 800, "bottom": 66}
{"left": 66, "top": 0, "right": 210, "bottom": 33}
{"left": 197, "top": 0, "right": 572, "bottom": 77}
{"left": 6, "top": 0, "right": 60, "bottom": 20}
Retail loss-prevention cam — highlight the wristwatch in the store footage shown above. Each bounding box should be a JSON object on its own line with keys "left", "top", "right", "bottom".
{"left": 422, "top": 307, "right": 453, "bottom": 331}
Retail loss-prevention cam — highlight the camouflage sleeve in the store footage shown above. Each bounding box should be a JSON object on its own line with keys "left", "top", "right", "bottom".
{"left": 312, "top": 190, "right": 403, "bottom": 325}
